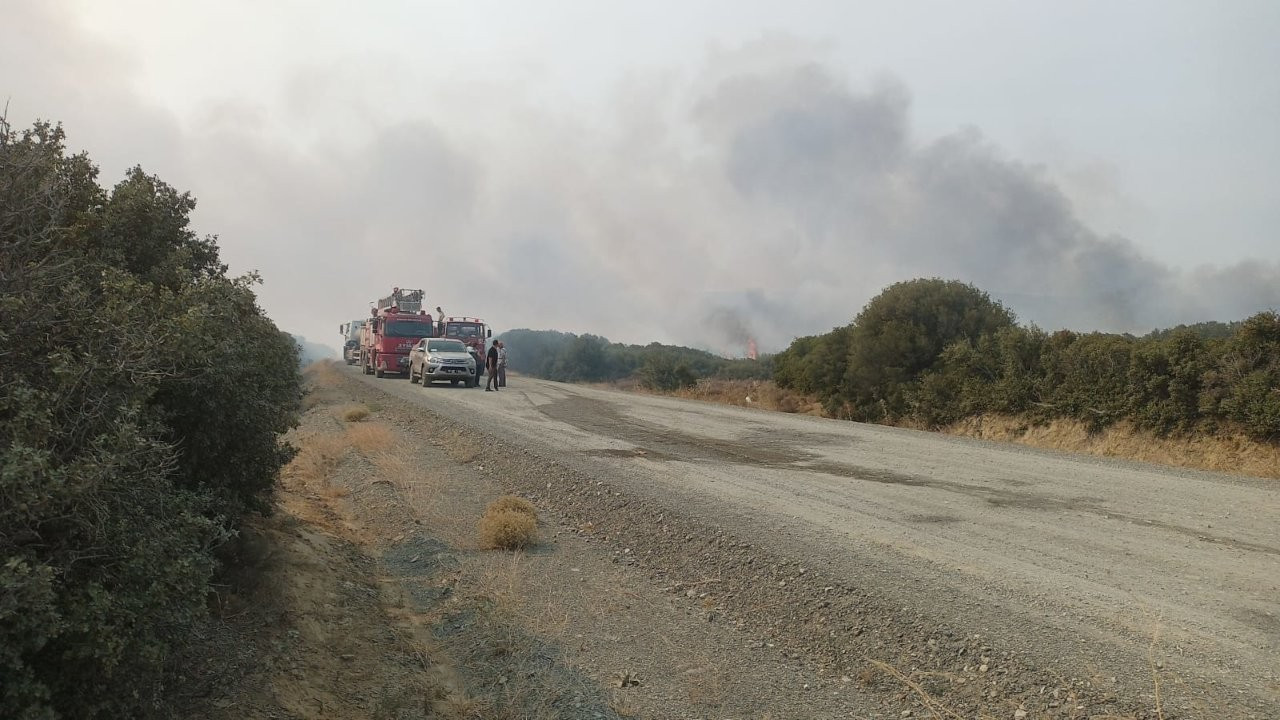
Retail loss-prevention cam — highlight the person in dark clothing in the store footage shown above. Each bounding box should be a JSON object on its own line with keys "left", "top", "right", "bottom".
{"left": 495, "top": 340, "right": 507, "bottom": 387}
{"left": 485, "top": 344, "right": 500, "bottom": 391}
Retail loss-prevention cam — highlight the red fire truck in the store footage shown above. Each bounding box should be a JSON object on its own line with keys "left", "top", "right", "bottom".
{"left": 360, "top": 288, "right": 436, "bottom": 378}
{"left": 438, "top": 316, "right": 492, "bottom": 384}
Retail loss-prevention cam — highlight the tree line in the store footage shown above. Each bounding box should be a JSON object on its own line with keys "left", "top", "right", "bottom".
{"left": 495, "top": 328, "right": 771, "bottom": 391}
{"left": 1, "top": 121, "right": 302, "bottom": 718}
{"left": 773, "top": 278, "right": 1280, "bottom": 440}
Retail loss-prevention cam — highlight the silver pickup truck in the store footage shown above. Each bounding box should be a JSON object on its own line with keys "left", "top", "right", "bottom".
{"left": 407, "top": 338, "right": 478, "bottom": 387}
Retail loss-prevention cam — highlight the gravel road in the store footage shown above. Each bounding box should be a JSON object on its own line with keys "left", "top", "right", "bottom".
{"left": 355, "top": 369, "right": 1280, "bottom": 717}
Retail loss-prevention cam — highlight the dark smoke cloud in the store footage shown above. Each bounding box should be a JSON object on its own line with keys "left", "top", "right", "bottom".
{"left": 7, "top": 18, "right": 1277, "bottom": 353}
{"left": 703, "top": 306, "right": 754, "bottom": 350}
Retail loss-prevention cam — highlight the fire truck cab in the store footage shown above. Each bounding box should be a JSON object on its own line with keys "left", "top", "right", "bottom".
{"left": 439, "top": 317, "right": 491, "bottom": 383}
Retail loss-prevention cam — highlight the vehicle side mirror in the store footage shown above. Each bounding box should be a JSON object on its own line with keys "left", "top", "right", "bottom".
{"left": 487, "top": 329, "right": 492, "bottom": 338}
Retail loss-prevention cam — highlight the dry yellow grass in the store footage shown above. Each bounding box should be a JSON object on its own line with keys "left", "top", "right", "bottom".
{"left": 479, "top": 509, "right": 537, "bottom": 550}
{"left": 947, "top": 415, "right": 1280, "bottom": 480}
{"left": 370, "top": 452, "right": 413, "bottom": 488}
{"left": 345, "top": 422, "right": 395, "bottom": 454}
{"left": 669, "top": 378, "right": 826, "bottom": 416}
{"left": 284, "top": 431, "right": 350, "bottom": 488}
{"left": 486, "top": 495, "right": 537, "bottom": 520}
{"left": 337, "top": 404, "right": 370, "bottom": 422}
{"left": 299, "top": 361, "right": 347, "bottom": 410}
{"left": 303, "top": 359, "right": 344, "bottom": 389}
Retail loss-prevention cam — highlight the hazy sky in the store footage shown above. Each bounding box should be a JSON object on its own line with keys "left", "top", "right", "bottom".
{"left": 5, "top": 1, "right": 1278, "bottom": 353}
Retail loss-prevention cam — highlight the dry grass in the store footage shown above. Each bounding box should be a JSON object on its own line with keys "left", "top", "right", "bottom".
{"left": 668, "top": 378, "right": 826, "bottom": 416}
{"left": 284, "top": 431, "right": 351, "bottom": 488}
{"left": 479, "top": 509, "right": 537, "bottom": 550}
{"left": 947, "top": 415, "right": 1280, "bottom": 480}
{"left": 444, "top": 428, "right": 484, "bottom": 464}
{"left": 337, "top": 404, "right": 371, "bottom": 422}
{"left": 303, "top": 359, "right": 345, "bottom": 388}
{"left": 301, "top": 360, "right": 348, "bottom": 409}
{"left": 865, "top": 659, "right": 974, "bottom": 720}
{"left": 370, "top": 451, "right": 413, "bottom": 488}
{"left": 486, "top": 495, "right": 537, "bottom": 520}
{"left": 346, "top": 422, "right": 395, "bottom": 454}
{"left": 474, "top": 496, "right": 539, "bottom": 555}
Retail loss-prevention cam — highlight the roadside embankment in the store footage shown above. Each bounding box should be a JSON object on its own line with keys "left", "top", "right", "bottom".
{"left": 659, "top": 377, "right": 1280, "bottom": 480}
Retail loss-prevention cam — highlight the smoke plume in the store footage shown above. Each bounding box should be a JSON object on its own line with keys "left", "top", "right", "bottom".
{"left": 7, "top": 12, "right": 1277, "bottom": 353}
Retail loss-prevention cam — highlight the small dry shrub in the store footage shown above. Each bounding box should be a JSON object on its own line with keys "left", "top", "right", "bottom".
{"left": 487, "top": 495, "right": 537, "bottom": 519}
{"left": 479, "top": 508, "right": 537, "bottom": 550}
{"left": 777, "top": 394, "right": 801, "bottom": 413}
{"left": 339, "top": 404, "right": 370, "bottom": 422}
{"left": 346, "top": 422, "right": 394, "bottom": 454}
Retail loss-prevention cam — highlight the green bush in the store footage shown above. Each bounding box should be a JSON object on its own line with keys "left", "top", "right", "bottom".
{"left": 1126, "top": 330, "right": 1211, "bottom": 433}
{"left": 637, "top": 353, "right": 698, "bottom": 391}
{"left": 838, "top": 279, "right": 1015, "bottom": 421}
{"left": 1, "top": 121, "right": 299, "bottom": 718}
{"left": 773, "top": 274, "right": 1279, "bottom": 441}
{"left": 1212, "top": 311, "right": 1280, "bottom": 440}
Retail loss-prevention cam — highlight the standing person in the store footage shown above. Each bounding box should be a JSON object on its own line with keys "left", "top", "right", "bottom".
{"left": 496, "top": 340, "right": 508, "bottom": 387}
{"left": 435, "top": 306, "right": 445, "bottom": 337}
{"left": 485, "top": 342, "right": 500, "bottom": 391}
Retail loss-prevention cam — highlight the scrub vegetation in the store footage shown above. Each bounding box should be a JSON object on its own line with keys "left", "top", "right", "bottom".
{"left": 1, "top": 120, "right": 302, "bottom": 719}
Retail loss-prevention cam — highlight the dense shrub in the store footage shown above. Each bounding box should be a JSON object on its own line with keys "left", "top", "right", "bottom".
{"left": 1211, "top": 311, "right": 1280, "bottom": 440}
{"left": 773, "top": 274, "right": 1280, "bottom": 441}
{"left": 1, "top": 121, "right": 300, "bottom": 718}
{"left": 1126, "top": 330, "right": 1211, "bottom": 433}
{"left": 637, "top": 353, "right": 697, "bottom": 391}
{"left": 774, "top": 279, "right": 1014, "bottom": 421}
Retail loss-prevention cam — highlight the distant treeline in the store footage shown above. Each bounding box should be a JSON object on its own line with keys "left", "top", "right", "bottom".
{"left": 774, "top": 278, "right": 1280, "bottom": 440}
{"left": 495, "top": 329, "right": 772, "bottom": 390}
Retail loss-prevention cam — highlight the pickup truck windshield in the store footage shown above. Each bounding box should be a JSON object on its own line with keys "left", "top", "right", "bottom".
{"left": 427, "top": 340, "right": 467, "bottom": 353}
{"left": 383, "top": 320, "right": 432, "bottom": 338}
